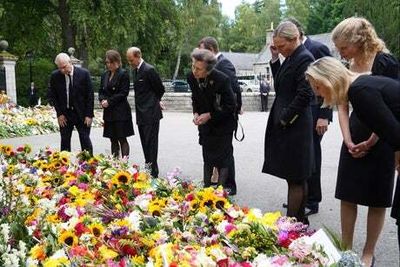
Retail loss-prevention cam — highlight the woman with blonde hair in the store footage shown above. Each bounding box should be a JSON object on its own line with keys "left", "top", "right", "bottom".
{"left": 331, "top": 17, "right": 399, "bottom": 266}
{"left": 306, "top": 56, "right": 400, "bottom": 266}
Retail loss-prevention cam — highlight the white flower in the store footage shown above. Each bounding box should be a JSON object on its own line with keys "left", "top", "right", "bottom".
{"left": 128, "top": 210, "right": 142, "bottom": 231}
{"left": 134, "top": 193, "right": 153, "bottom": 211}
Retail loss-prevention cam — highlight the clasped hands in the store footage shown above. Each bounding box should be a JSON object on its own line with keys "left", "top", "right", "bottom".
{"left": 58, "top": 114, "right": 92, "bottom": 127}
{"left": 193, "top": 112, "right": 211, "bottom": 125}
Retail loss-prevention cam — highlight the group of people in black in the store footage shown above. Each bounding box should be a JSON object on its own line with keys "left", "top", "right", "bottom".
{"left": 47, "top": 16, "right": 399, "bottom": 267}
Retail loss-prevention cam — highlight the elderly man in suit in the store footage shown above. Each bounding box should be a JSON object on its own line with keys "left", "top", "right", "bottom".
{"left": 47, "top": 52, "right": 94, "bottom": 154}
{"left": 126, "top": 47, "right": 165, "bottom": 178}
{"left": 188, "top": 48, "right": 236, "bottom": 194}
{"left": 198, "top": 36, "right": 241, "bottom": 195}
{"left": 286, "top": 18, "right": 333, "bottom": 216}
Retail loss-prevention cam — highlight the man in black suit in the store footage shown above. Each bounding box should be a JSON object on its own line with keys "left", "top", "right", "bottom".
{"left": 188, "top": 48, "right": 236, "bottom": 192}
{"left": 287, "top": 18, "right": 333, "bottom": 216}
{"left": 28, "top": 82, "right": 38, "bottom": 107}
{"left": 198, "top": 36, "right": 240, "bottom": 195}
{"left": 126, "top": 47, "right": 165, "bottom": 178}
{"left": 47, "top": 52, "right": 94, "bottom": 154}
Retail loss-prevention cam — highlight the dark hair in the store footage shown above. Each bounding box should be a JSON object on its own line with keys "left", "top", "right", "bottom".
{"left": 191, "top": 48, "right": 217, "bottom": 71}
{"left": 198, "top": 36, "right": 219, "bottom": 53}
{"left": 285, "top": 17, "right": 304, "bottom": 37}
{"left": 105, "top": 50, "right": 121, "bottom": 66}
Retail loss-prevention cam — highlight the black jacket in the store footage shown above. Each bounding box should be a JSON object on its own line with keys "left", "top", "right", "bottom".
{"left": 216, "top": 54, "right": 242, "bottom": 112}
{"left": 263, "top": 44, "right": 315, "bottom": 180}
{"left": 47, "top": 66, "right": 94, "bottom": 120}
{"left": 304, "top": 37, "right": 333, "bottom": 121}
{"left": 188, "top": 69, "right": 236, "bottom": 137}
{"left": 98, "top": 68, "right": 132, "bottom": 122}
{"left": 133, "top": 61, "right": 165, "bottom": 125}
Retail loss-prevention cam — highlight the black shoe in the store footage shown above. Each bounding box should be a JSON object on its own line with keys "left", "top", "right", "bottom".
{"left": 225, "top": 188, "right": 237, "bottom": 196}
{"left": 282, "top": 203, "right": 288, "bottom": 208}
{"left": 304, "top": 207, "right": 318, "bottom": 216}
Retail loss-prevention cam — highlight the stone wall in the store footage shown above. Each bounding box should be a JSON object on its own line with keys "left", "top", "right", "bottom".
{"left": 94, "top": 92, "right": 275, "bottom": 112}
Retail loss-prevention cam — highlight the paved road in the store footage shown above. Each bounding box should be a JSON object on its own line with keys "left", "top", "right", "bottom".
{"left": 2, "top": 111, "right": 399, "bottom": 266}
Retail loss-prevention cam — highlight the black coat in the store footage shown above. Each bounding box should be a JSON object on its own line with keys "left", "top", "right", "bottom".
{"left": 98, "top": 68, "right": 132, "bottom": 122}
{"left": 216, "top": 54, "right": 242, "bottom": 112}
{"left": 304, "top": 37, "right": 333, "bottom": 121}
{"left": 47, "top": 67, "right": 94, "bottom": 120}
{"left": 133, "top": 61, "right": 165, "bottom": 125}
{"left": 262, "top": 44, "right": 315, "bottom": 180}
{"left": 188, "top": 69, "right": 236, "bottom": 138}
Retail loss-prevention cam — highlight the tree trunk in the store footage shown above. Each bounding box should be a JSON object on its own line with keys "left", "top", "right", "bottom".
{"left": 57, "top": 0, "right": 75, "bottom": 51}
{"left": 173, "top": 46, "right": 182, "bottom": 80}
{"left": 78, "top": 22, "right": 89, "bottom": 69}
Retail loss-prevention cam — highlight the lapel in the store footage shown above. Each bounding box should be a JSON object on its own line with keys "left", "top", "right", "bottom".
{"left": 136, "top": 62, "right": 145, "bottom": 81}
{"left": 274, "top": 44, "right": 304, "bottom": 88}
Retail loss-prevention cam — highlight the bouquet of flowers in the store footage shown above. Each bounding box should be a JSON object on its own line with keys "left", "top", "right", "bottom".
{"left": 0, "top": 144, "right": 361, "bottom": 266}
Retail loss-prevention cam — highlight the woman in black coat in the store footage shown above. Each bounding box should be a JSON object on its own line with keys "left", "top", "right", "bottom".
{"left": 306, "top": 56, "right": 400, "bottom": 263}
{"left": 99, "top": 50, "right": 134, "bottom": 158}
{"left": 263, "top": 21, "right": 315, "bottom": 223}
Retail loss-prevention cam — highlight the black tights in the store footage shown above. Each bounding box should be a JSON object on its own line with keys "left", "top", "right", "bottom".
{"left": 286, "top": 179, "right": 308, "bottom": 223}
{"left": 110, "top": 138, "right": 129, "bottom": 158}
{"left": 203, "top": 163, "right": 229, "bottom": 188}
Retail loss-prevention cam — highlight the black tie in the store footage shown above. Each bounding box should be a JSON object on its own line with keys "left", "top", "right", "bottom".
{"left": 68, "top": 74, "right": 73, "bottom": 109}
{"left": 133, "top": 68, "right": 138, "bottom": 82}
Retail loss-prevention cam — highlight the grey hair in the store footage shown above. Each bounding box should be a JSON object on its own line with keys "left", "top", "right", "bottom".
{"left": 273, "top": 21, "right": 300, "bottom": 41}
{"left": 191, "top": 48, "right": 217, "bottom": 71}
{"left": 54, "top": 53, "right": 71, "bottom": 65}
{"left": 127, "top": 47, "right": 142, "bottom": 57}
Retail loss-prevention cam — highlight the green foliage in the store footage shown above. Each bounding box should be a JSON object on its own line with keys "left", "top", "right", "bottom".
{"left": 15, "top": 58, "right": 54, "bottom": 107}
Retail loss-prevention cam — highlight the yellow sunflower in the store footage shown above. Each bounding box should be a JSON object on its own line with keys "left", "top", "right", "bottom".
{"left": 2, "top": 145, "right": 13, "bottom": 156}
{"left": 99, "top": 245, "right": 118, "bottom": 260}
{"left": 88, "top": 222, "right": 105, "bottom": 237}
{"left": 59, "top": 151, "right": 70, "bottom": 165}
{"left": 111, "top": 170, "right": 132, "bottom": 186}
{"left": 58, "top": 230, "right": 78, "bottom": 247}
{"left": 148, "top": 198, "right": 167, "bottom": 217}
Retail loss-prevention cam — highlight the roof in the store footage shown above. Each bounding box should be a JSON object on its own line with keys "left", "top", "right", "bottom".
{"left": 220, "top": 52, "right": 259, "bottom": 70}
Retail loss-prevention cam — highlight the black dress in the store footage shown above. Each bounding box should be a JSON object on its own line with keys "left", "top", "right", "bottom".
{"left": 99, "top": 68, "right": 134, "bottom": 138}
{"left": 335, "top": 53, "right": 400, "bottom": 207}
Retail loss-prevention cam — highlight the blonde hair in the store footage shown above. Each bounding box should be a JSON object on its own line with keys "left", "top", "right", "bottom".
{"left": 273, "top": 21, "right": 299, "bottom": 41}
{"left": 305, "top": 57, "right": 353, "bottom": 106}
{"left": 332, "top": 17, "right": 387, "bottom": 63}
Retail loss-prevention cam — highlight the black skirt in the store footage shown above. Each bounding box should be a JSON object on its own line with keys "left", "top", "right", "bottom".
{"left": 200, "top": 134, "right": 233, "bottom": 167}
{"left": 335, "top": 112, "right": 395, "bottom": 207}
{"left": 103, "top": 120, "right": 134, "bottom": 138}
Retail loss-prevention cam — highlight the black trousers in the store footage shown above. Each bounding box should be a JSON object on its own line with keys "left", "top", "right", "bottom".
{"left": 307, "top": 105, "right": 323, "bottom": 207}
{"left": 260, "top": 93, "right": 269, "bottom": 111}
{"left": 60, "top": 109, "right": 93, "bottom": 154}
{"left": 138, "top": 122, "right": 160, "bottom": 178}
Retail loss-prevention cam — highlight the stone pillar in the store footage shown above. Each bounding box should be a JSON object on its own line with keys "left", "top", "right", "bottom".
{"left": 0, "top": 40, "right": 18, "bottom": 104}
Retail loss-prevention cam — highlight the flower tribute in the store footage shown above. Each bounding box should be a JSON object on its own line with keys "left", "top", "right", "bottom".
{"left": 0, "top": 144, "right": 347, "bottom": 266}
{"left": 0, "top": 102, "right": 102, "bottom": 138}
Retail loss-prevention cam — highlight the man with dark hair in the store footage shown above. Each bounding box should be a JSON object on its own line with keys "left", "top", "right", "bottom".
{"left": 286, "top": 17, "right": 333, "bottom": 216}
{"left": 198, "top": 36, "right": 240, "bottom": 195}
{"left": 188, "top": 48, "right": 236, "bottom": 194}
{"left": 126, "top": 47, "right": 165, "bottom": 178}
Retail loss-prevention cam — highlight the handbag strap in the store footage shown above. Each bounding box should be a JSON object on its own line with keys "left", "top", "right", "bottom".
{"left": 234, "top": 119, "right": 245, "bottom": 142}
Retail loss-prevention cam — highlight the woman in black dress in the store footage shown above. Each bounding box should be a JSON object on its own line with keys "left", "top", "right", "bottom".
{"left": 306, "top": 56, "right": 400, "bottom": 266}
{"left": 331, "top": 17, "right": 399, "bottom": 266}
{"left": 263, "top": 21, "right": 314, "bottom": 224}
{"left": 99, "top": 50, "right": 134, "bottom": 158}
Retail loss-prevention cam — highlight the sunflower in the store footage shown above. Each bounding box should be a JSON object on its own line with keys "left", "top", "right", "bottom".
{"left": 59, "top": 151, "right": 70, "bottom": 165}
{"left": 198, "top": 189, "right": 217, "bottom": 212}
{"left": 111, "top": 170, "right": 132, "bottom": 186}
{"left": 148, "top": 198, "right": 167, "bottom": 217}
{"left": 2, "top": 145, "right": 13, "bottom": 156}
{"left": 58, "top": 230, "right": 78, "bottom": 246}
{"left": 98, "top": 245, "right": 118, "bottom": 260}
{"left": 46, "top": 214, "right": 61, "bottom": 223}
{"left": 88, "top": 222, "right": 105, "bottom": 237}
